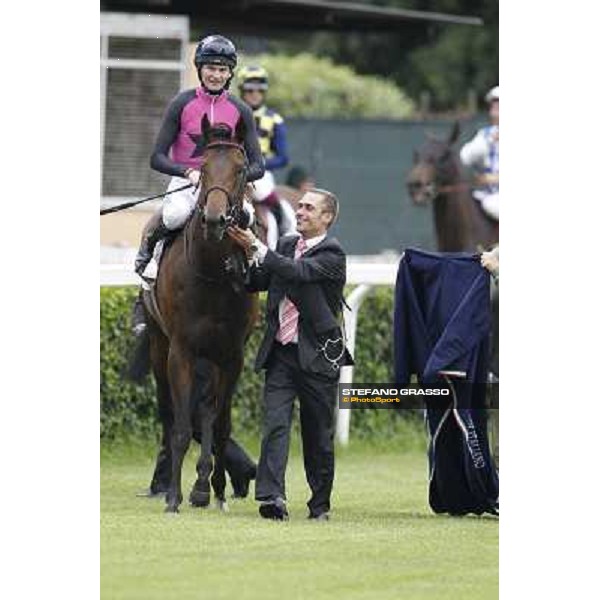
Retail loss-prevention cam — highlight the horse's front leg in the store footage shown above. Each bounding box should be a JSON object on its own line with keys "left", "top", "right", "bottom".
{"left": 165, "top": 342, "right": 194, "bottom": 513}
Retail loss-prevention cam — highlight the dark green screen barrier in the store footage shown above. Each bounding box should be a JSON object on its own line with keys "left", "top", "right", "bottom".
{"left": 277, "top": 116, "right": 486, "bottom": 254}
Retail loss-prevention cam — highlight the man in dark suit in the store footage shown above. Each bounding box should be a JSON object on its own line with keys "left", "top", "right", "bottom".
{"left": 227, "top": 188, "right": 352, "bottom": 521}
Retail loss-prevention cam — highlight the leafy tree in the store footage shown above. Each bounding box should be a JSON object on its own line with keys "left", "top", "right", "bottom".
{"left": 268, "top": 0, "right": 498, "bottom": 112}
{"left": 236, "top": 53, "right": 415, "bottom": 118}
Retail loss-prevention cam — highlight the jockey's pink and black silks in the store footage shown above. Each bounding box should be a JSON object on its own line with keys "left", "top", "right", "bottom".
{"left": 150, "top": 87, "right": 265, "bottom": 182}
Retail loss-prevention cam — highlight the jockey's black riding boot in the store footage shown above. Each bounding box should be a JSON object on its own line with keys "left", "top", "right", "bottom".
{"left": 134, "top": 220, "right": 172, "bottom": 277}
{"left": 131, "top": 289, "right": 147, "bottom": 336}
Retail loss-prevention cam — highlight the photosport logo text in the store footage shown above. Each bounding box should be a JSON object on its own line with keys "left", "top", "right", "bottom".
{"left": 338, "top": 385, "right": 450, "bottom": 409}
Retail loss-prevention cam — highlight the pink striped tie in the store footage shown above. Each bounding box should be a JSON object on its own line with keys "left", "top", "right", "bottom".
{"left": 277, "top": 237, "right": 307, "bottom": 345}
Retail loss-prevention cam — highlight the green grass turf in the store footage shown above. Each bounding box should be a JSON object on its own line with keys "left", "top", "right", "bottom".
{"left": 101, "top": 434, "right": 498, "bottom": 600}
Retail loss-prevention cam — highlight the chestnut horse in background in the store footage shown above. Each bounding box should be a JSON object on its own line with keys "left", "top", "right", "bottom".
{"left": 406, "top": 122, "right": 498, "bottom": 252}
{"left": 131, "top": 116, "right": 258, "bottom": 513}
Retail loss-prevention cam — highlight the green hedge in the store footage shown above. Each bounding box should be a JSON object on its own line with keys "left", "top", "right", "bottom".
{"left": 100, "top": 286, "right": 422, "bottom": 443}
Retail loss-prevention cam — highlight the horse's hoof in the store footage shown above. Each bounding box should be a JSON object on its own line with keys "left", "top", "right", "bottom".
{"left": 189, "top": 489, "right": 211, "bottom": 508}
{"left": 215, "top": 499, "right": 229, "bottom": 512}
{"left": 164, "top": 505, "right": 180, "bottom": 514}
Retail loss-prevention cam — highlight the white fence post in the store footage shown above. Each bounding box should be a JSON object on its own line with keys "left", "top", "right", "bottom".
{"left": 336, "top": 283, "right": 374, "bottom": 446}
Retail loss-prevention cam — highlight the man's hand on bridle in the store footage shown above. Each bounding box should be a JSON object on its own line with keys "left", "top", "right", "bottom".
{"left": 227, "top": 225, "right": 257, "bottom": 260}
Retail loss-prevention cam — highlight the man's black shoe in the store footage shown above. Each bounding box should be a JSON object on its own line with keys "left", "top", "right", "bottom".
{"left": 259, "top": 497, "right": 289, "bottom": 521}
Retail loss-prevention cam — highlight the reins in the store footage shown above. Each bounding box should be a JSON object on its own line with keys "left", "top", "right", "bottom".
{"left": 99, "top": 183, "right": 194, "bottom": 216}
{"left": 98, "top": 142, "right": 245, "bottom": 217}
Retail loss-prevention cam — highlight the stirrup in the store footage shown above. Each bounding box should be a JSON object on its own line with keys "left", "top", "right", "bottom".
{"left": 132, "top": 323, "right": 147, "bottom": 336}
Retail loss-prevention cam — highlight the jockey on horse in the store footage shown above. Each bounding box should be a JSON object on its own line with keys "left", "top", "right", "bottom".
{"left": 237, "top": 64, "right": 297, "bottom": 248}
{"left": 131, "top": 35, "right": 265, "bottom": 334}
{"left": 459, "top": 85, "right": 500, "bottom": 221}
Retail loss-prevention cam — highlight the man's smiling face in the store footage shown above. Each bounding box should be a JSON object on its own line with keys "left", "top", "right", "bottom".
{"left": 295, "top": 191, "right": 333, "bottom": 239}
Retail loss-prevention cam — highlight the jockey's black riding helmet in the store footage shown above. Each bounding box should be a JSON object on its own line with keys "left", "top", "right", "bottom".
{"left": 195, "top": 35, "right": 238, "bottom": 71}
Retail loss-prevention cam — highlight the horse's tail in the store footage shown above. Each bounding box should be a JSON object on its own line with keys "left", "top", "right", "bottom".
{"left": 124, "top": 328, "right": 151, "bottom": 383}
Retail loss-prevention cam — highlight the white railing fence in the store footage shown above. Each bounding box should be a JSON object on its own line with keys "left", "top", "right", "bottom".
{"left": 100, "top": 257, "right": 399, "bottom": 445}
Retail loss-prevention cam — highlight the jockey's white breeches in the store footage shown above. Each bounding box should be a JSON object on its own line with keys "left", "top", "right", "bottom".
{"left": 474, "top": 191, "right": 499, "bottom": 221}
{"left": 251, "top": 170, "right": 276, "bottom": 201}
{"left": 162, "top": 176, "right": 254, "bottom": 230}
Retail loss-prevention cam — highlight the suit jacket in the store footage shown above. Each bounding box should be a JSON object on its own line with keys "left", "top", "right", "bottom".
{"left": 247, "top": 234, "right": 354, "bottom": 376}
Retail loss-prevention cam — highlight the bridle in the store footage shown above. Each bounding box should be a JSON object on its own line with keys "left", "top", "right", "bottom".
{"left": 183, "top": 138, "right": 250, "bottom": 284}
{"left": 197, "top": 140, "right": 248, "bottom": 227}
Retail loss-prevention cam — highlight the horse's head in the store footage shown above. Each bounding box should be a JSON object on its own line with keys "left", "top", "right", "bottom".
{"left": 406, "top": 121, "right": 461, "bottom": 206}
{"left": 197, "top": 114, "right": 247, "bottom": 241}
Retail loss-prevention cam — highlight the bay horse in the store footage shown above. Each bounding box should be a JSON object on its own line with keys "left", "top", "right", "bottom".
{"left": 406, "top": 122, "right": 498, "bottom": 252}
{"left": 132, "top": 115, "right": 258, "bottom": 513}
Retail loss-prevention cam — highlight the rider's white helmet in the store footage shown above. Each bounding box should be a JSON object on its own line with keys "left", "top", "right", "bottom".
{"left": 485, "top": 85, "right": 499, "bottom": 103}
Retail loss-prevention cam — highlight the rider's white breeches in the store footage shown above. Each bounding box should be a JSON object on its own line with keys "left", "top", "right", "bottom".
{"left": 162, "top": 177, "right": 199, "bottom": 229}
{"left": 476, "top": 192, "right": 499, "bottom": 221}
{"left": 279, "top": 199, "right": 297, "bottom": 233}
{"left": 251, "top": 171, "right": 276, "bottom": 201}
{"left": 161, "top": 176, "right": 254, "bottom": 230}
{"left": 265, "top": 211, "right": 278, "bottom": 250}
{"left": 481, "top": 193, "right": 499, "bottom": 220}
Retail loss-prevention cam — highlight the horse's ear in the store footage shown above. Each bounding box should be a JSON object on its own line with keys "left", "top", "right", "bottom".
{"left": 201, "top": 114, "right": 211, "bottom": 137}
{"left": 234, "top": 116, "right": 246, "bottom": 143}
{"left": 448, "top": 121, "right": 460, "bottom": 146}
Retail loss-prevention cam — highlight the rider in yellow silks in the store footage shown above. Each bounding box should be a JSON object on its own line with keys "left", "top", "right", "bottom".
{"left": 238, "top": 65, "right": 296, "bottom": 248}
